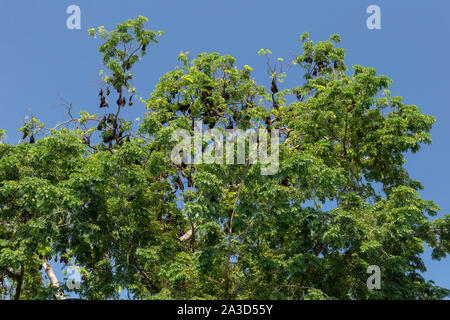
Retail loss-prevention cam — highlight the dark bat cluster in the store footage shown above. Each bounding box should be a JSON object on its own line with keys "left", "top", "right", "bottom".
{"left": 37, "top": 254, "right": 71, "bottom": 270}
{"left": 96, "top": 113, "right": 130, "bottom": 150}
{"left": 303, "top": 53, "right": 341, "bottom": 78}
{"left": 99, "top": 86, "right": 133, "bottom": 109}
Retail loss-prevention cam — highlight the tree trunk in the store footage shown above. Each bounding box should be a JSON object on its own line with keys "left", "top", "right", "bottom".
{"left": 13, "top": 265, "right": 24, "bottom": 300}
{"left": 42, "top": 261, "right": 65, "bottom": 300}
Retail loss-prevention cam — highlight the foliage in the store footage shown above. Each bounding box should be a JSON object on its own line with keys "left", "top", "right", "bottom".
{"left": 0, "top": 19, "right": 449, "bottom": 300}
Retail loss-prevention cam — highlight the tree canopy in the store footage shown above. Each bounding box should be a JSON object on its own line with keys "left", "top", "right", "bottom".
{"left": 1, "top": 16, "right": 449, "bottom": 300}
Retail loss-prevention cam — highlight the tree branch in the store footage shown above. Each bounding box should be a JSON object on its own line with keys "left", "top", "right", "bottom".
{"left": 0, "top": 266, "right": 21, "bottom": 281}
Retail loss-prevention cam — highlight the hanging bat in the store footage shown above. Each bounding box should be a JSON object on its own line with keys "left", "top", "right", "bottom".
{"left": 107, "top": 114, "right": 114, "bottom": 124}
{"left": 100, "top": 96, "right": 108, "bottom": 108}
{"left": 22, "top": 127, "right": 29, "bottom": 140}
{"left": 222, "top": 90, "right": 230, "bottom": 100}
{"left": 271, "top": 78, "right": 278, "bottom": 94}
{"left": 98, "top": 116, "right": 106, "bottom": 130}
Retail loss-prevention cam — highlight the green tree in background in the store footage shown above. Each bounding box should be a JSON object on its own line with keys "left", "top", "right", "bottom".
{"left": 0, "top": 16, "right": 449, "bottom": 300}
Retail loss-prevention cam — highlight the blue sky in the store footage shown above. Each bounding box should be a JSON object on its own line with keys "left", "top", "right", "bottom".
{"left": 0, "top": 0, "right": 449, "bottom": 296}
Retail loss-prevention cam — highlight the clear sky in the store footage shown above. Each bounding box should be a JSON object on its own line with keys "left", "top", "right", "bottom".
{"left": 0, "top": 0, "right": 449, "bottom": 295}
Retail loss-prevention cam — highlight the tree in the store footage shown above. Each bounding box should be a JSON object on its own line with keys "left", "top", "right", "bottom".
{"left": 0, "top": 16, "right": 449, "bottom": 300}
